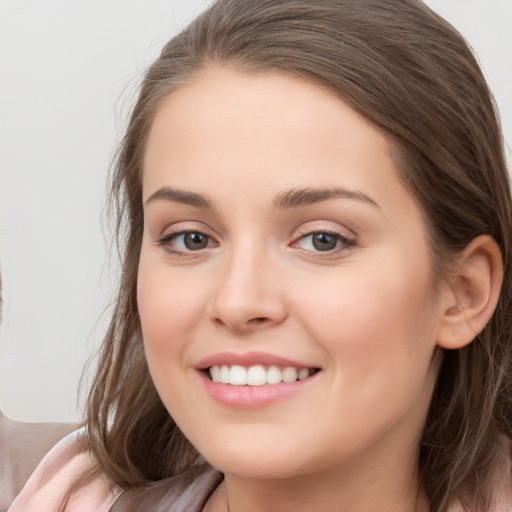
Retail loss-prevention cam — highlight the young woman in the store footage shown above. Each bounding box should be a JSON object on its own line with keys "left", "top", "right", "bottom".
{"left": 9, "top": 0, "right": 512, "bottom": 511}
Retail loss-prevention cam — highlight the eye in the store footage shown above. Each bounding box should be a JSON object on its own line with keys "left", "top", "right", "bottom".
{"left": 157, "top": 230, "right": 216, "bottom": 254}
{"left": 179, "top": 232, "right": 210, "bottom": 250}
{"left": 293, "top": 230, "right": 355, "bottom": 253}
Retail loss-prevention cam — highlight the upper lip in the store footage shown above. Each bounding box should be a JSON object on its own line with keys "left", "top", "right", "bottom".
{"left": 195, "top": 351, "right": 320, "bottom": 370}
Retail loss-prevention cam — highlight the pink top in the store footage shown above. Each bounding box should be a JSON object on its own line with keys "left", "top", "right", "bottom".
{"left": 0, "top": 411, "right": 74, "bottom": 511}
{"left": 7, "top": 430, "right": 220, "bottom": 512}
{"left": 7, "top": 430, "right": 119, "bottom": 512}
{"left": 8, "top": 430, "right": 512, "bottom": 512}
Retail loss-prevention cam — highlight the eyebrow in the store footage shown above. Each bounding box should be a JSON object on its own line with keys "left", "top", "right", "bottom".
{"left": 144, "top": 186, "right": 380, "bottom": 211}
{"left": 273, "top": 187, "right": 380, "bottom": 210}
{"left": 145, "top": 187, "right": 214, "bottom": 209}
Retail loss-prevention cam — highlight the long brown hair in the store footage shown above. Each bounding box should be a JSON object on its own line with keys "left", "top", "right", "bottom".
{"left": 85, "top": 1, "right": 512, "bottom": 510}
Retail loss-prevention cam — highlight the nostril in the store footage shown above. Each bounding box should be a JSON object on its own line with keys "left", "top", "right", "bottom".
{"left": 213, "top": 315, "right": 272, "bottom": 330}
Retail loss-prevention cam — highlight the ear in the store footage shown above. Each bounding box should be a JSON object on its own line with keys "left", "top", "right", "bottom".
{"left": 437, "top": 235, "right": 503, "bottom": 350}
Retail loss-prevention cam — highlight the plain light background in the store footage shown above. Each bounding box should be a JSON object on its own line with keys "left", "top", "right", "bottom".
{"left": 0, "top": 0, "right": 511, "bottom": 423}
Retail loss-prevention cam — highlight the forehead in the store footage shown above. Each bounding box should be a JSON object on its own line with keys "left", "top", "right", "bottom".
{"left": 142, "top": 66, "right": 413, "bottom": 217}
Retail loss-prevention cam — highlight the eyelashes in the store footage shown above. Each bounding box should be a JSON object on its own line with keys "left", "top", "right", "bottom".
{"left": 291, "top": 230, "right": 356, "bottom": 254}
{"left": 156, "top": 228, "right": 356, "bottom": 258}
{"left": 156, "top": 230, "right": 218, "bottom": 255}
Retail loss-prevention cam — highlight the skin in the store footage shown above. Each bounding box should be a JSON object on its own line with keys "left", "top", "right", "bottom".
{"left": 137, "top": 66, "right": 452, "bottom": 512}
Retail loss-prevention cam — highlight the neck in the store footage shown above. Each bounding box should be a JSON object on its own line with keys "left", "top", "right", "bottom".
{"left": 212, "top": 445, "right": 429, "bottom": 512}
{"left": 223, "top": 473, "right": 427, "bottom": 512}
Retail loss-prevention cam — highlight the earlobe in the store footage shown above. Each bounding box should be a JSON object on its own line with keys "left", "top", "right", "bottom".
{"left": 437, "top": 235, "right": 503, "bottom": 350}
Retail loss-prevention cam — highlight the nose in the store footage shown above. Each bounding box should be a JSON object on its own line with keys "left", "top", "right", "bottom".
{"left": 207, "top": 248, "right": 288, "bottom": 333}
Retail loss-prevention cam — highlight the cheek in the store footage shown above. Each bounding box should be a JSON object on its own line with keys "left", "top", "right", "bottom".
{"left": 293, "top": 266, "right": 440, "bottom": 446}
{"left": 294, "top": 255, "right": 439, "bottom": 378}
{"left": 138, "top": 260, "right": 205, "bottom": 344}
{"left": 136, "top": 257, "right": 209, "bottom": 401}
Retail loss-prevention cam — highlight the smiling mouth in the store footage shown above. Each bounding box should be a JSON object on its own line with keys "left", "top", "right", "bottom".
{"left": 207, "top": 364, "right": 320, "bottom": 386}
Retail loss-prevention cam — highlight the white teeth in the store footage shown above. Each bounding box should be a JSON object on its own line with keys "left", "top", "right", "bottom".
{"left": 247, "top": 365, "right": 266, "bottom": 386}
{"left": 210, "top": 365, "right": 221, "bottom": 382}
{"left": 229, "top": 365, "right": 247, "bottom": 385}
{"left": 220, "top": 365, "right": 230, "bottom": 384}
{"left": 282, "top": 367, "right": 298, "bottom": 383}
{"left": 266, "top": 365, "right": 282, "bottom": 385}
{"left": 209, "top": 364, "right": 314, "bottom": 386}
{"left": 298, "top": 368, "right": 310, "bottom": 381}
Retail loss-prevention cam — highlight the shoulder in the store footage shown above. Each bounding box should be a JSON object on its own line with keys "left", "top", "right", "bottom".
{"left": 0, "top": 410, "right": 75, "bottom": 511}
{"left": 7, "top": 428, "right": 120, "bottom": 512}
{"left": 111, "top": 465, "right": 222, "bottom": 512}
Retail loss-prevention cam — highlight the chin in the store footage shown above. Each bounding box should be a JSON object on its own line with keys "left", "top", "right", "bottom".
{"left": 211, "top": 456, "right": 306, "bottom": 481}
{"left": 197, "top": 437, "right": 334, "bottom": 482}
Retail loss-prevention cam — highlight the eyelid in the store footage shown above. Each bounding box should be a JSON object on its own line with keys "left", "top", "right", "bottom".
{"left": 156, "top": 225, "right": 219, "bottom": 256}
{"left": 292, "top": 230, "right": 355, "bottom": 248}
{"left": 153, "top": 221, "right": 356, "bottom": 258}
{"left": 289, "top": 224, "right": 357, "bottom": 258}
{"left": 155, "top": 219, "right": 218, "bottom": 242}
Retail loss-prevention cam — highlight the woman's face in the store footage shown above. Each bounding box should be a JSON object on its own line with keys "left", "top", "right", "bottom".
{"left": 138, "top": 67, "right": 446, "bottom": 481}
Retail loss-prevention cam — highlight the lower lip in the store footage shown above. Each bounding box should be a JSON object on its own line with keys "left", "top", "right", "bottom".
{"left": 198, "top": 371, "right": 320, "bottom": 409}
